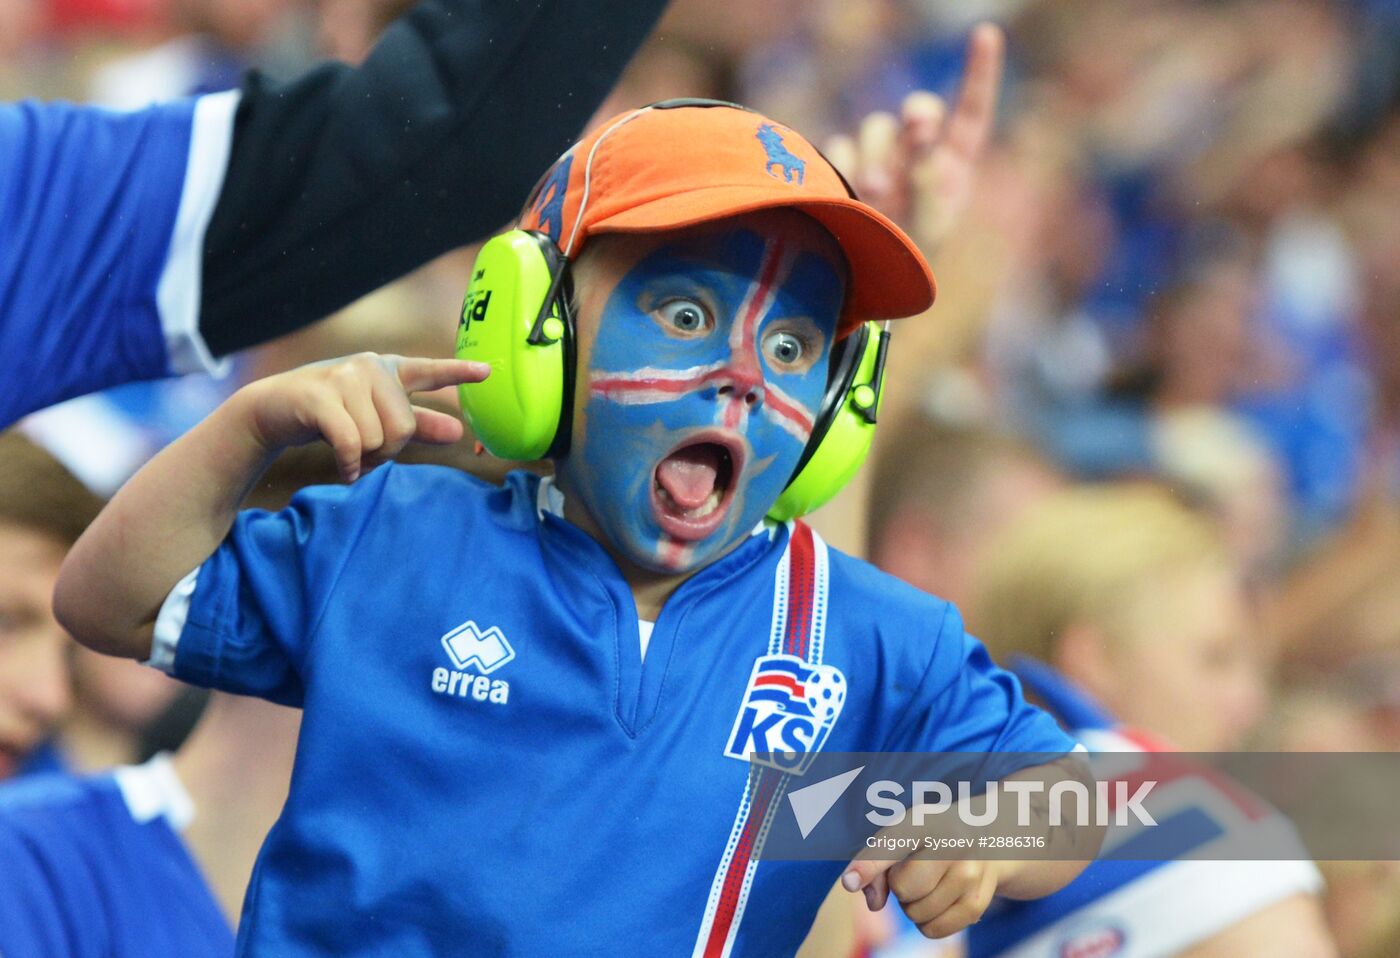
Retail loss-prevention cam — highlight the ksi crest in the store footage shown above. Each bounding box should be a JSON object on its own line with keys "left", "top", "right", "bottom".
{"left": 724, "top": 654, "right": 846, "bottom": 776}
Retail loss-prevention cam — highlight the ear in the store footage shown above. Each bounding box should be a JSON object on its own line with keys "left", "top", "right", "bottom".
{"left": 1052, "top": 621, "right": 1120, "bottom": 711}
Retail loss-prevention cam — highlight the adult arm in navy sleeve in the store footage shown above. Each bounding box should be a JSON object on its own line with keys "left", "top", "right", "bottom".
{"left": 0, "top": 0, "right": 666, "bottom": 427}
{"left": 198, "top": 0, "right": 669, "bottom": 355}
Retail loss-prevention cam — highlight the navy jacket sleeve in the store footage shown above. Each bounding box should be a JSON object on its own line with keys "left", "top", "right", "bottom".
{"left": 198, "top": 0, "right": 669, "bottom": 356}
{"left": 0, "top": 0, "right": 665, "bottom": 428}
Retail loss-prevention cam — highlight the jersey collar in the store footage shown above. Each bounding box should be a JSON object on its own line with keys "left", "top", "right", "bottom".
{"left": 113, "top": 752, "right": 196, "bottom": 830}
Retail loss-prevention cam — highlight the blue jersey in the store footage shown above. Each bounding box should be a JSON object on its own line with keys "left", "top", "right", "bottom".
{"left": 13, "top": 738, "right": 68, "bottom": 778}
{"left": 0, "top": 93, "right": 238, "bottom": 427}
{"left": 967, "top": 660, "right": 1320, "bottom": 958}
{"left": 0, "top": 755, "right": 233, "bottom": 957}
{"left": 153, "top": 466, "right": 1076, "bottom": 957}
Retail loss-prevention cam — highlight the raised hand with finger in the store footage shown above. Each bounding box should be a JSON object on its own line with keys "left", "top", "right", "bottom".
{"left": 824, "top": 22, "right": 1006, "bottom": 255}
{"left": 54, "top": 351, "right": 490, "bottom": 662}
{"left": 237, "top": 353, "right": 491, "bottom": 482}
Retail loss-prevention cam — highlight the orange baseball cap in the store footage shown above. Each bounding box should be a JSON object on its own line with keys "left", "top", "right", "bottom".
{"left": 520, "top": 101, "right": 936, "bottom": 337}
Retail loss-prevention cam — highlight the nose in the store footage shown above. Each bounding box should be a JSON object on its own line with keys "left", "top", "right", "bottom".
{"left": 714, "top": 350, "right": 766, "bottom": 410}
{"left": 716, "top": 381, "right": 763, "bottom": 408}
{"left": 17, "top": 631, "right": 73, "bottom": 727}
{"left": 1210, "top": 664, "right": 1266, "bottom": 750}
{"left": 1233, "top": 670, "right": 1267, "bottom": 740}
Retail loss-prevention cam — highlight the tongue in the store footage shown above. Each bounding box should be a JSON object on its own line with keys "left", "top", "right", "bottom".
{"left": 656, "top": 445, "right": 722, "bottom": 510}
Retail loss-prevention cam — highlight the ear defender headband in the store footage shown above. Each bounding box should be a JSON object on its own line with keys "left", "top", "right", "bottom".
{"left": 454, "top": 98, "right": 892, "bottom": 521}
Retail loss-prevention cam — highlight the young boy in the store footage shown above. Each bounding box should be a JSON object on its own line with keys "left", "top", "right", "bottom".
{"left": 57, "top": 103, "right": 1087, "bottom": 956}
{"left": 0, "top": 433, "right": 102, "bottom": 780}
{"left": 0, "top": 449, "right": 334, "bottom": 958}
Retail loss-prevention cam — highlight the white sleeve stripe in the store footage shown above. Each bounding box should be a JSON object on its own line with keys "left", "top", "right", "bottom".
{"left": 995, "top": 858, "right": 1323, "bottom": 958}
{"left": 157, "top": 89, "right": 240, "bottom": 377}
{"left": 146, "top": 566, "right": 201, "bottom": 674}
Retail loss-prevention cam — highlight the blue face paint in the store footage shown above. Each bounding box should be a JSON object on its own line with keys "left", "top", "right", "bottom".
{"left": 559, "top": 225, "right": 844, "bottom": 573}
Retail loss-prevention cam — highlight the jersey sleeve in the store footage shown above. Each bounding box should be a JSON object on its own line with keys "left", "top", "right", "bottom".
{"left": 163, "top": 469, "right": 391, "bottom": 707}
{"left": 972, "top": 857, "right": 1322, "bottom": 958}
{"left": 883, "top": 604, "right": 1078, "bottom": 758}
{"left": 0, "top": 93, "right": 238, "bottom": 427}
{"left": 197, "top": 0, "right": 669, "bottom": 356}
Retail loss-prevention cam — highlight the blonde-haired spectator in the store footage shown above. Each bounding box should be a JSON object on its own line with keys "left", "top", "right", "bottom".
{"left": 961, "top": 482, "right": 1332, "bottom": 957}
{"left": 972, "top": 483, "right": 1264, "bottom": 752}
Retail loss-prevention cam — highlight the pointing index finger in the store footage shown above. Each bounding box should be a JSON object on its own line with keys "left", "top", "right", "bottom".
{"left": 944, "top": 22, "right": 1005, "bottom": 163}
{"left": 393, "top": 357, "right": 492, "bottom": 393}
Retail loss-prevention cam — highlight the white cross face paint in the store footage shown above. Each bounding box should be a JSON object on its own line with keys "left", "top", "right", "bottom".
{"left": 563, "top": 217, "right": 844, "bottom": 573}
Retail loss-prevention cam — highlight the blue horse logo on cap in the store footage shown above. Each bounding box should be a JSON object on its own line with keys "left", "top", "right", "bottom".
{"left": 756, "top": 123, "right": 805, "bottom": 185}
{"left": 530, "top": 154, "right": 573, "bottom": 242}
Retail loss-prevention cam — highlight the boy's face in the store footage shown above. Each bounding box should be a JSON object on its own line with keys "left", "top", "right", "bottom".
{"left": 559, "top": 210, "right": 845, "bottom": 573}
{"left": 0, "top": 522, "right": 72, "bottom": 779}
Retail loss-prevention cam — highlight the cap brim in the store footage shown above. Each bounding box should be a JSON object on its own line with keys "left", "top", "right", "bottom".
{"left": 588, "top": 186, "right": 936, "bottom": 336}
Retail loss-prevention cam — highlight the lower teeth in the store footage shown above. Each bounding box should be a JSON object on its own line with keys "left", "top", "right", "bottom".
{"left": 657, "top": 486, "right": 722, "bottom": 519}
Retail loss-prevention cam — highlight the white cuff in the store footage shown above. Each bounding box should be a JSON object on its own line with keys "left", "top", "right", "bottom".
{"left": 146, "top": 567, "right": 201, "bottom": 674}
{"left": 157, "top": 89, "right": 240, "bottom": 378}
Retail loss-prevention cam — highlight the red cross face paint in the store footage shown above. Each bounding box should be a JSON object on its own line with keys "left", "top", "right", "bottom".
{"left": 558, "top": 213, "right": 844, "bottom": 573}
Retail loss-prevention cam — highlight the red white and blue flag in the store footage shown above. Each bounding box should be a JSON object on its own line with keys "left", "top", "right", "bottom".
{"left": 723, "top": 652, "right": 846, "bottom": 775}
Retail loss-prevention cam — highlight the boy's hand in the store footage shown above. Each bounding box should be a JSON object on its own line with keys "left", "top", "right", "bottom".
{"left": 839, "top": 757, "right": 1098, "bottom": 938}
{"left": 234, "top": 353, "right": 491, "bottom": 481}
{"left": 825, "top": 22, "right": 1005, "bottom": 254}
{"left": 842, "top": 851, "right": 1005, "bottom": 940}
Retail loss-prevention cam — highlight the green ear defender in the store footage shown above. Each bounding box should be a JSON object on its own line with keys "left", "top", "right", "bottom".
{"left": 766, "top": 321, "right": 889, "bottom": 522}
{"left": 456, "top": 231, "right": 890, "bottom": 521}
{"left": 456, "top": 230, "right": 575, "bottom": 460}
{"left": 457, "top": 97, "right": 895, "bottom": 518}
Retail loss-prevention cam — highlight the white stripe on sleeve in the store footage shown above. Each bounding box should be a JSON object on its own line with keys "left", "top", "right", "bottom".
{"left": 157, "top": 89, "right": 240, "bottom": 377}
{"left": 145, "top": 566, "right": 201, "bottom": 674}
{"left": 996, "top": 858, "right": 1323, "bottom": 958}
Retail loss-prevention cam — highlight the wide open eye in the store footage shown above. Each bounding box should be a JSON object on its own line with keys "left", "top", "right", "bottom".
{"left": 654, "top": 298, "right": 713, "bottom": 337}
{"left": 762, "top": 328, "right": 808, "bottom": 369}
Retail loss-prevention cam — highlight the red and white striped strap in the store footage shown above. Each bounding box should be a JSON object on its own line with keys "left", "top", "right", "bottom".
{"left": 692, "top": 522, "right": 830, "bottom": 958}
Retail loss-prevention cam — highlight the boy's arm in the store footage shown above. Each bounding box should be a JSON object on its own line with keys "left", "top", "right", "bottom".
{"left": 846, "top": 600, "right": 1099, "bottom": 939}
{"left": 54, "top": 354, "right": 488, "bottom": 661}
{"left": 840, "top": 753, "right": 1100, "bottom": 939}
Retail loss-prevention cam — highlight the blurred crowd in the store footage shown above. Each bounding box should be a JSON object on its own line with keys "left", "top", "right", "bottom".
{"left": 3, "top": 0, "right": 1400, "bottom": 955}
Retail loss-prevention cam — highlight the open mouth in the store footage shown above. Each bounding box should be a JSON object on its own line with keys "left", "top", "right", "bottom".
{"left": 650, "top": 431, "right": 746, "bottom": 542}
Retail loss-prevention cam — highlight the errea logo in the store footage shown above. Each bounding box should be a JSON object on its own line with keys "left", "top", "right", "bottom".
{"left": 431, "top": 621, "right": 512, "bottom": 706}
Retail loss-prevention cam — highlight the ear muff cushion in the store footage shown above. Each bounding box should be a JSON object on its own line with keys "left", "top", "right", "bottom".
{"left": 767, "top": 323, "right": 885, "bottom": 522}
{"left": 456, "top": 231, "right": 570, "bottom": 461}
